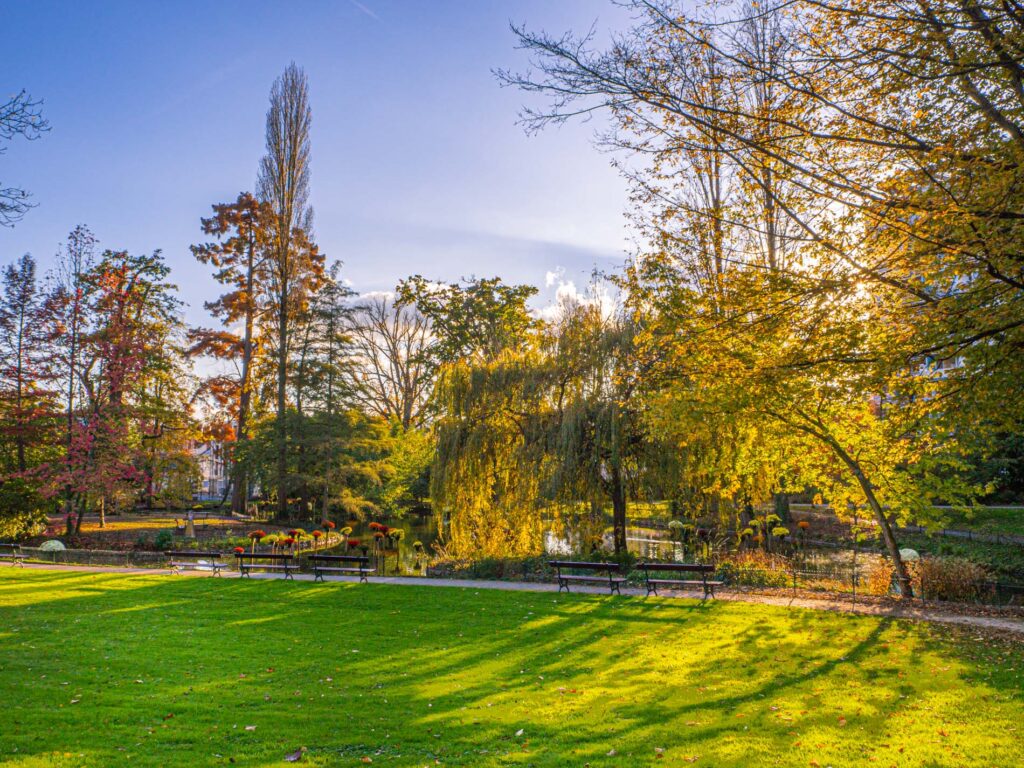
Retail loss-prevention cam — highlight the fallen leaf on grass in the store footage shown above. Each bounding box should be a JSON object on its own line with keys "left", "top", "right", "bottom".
{"left": 284, "top": 746, "right": 306, "bottom": 762}
{"left": 244, "top": 725, "right": 256, "bottom": 731}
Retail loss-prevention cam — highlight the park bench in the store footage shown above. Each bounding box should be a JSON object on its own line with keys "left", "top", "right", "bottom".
{"left": 166, "top": 550, "right": 231, "bottom": 576}
{"left": 0, "top": 543, "right": 25, "bottom": 567}
{"left": 548, "top": 560, "right": 624, "bottom": 594}
{"left": 637, "top": 562, "right": 723, "bottom": 599}
{"left": 308, "top": 554, "right": 374, "bottom": 583}
{"left": 236, "top": 552, "right": 298, "bottom": 579}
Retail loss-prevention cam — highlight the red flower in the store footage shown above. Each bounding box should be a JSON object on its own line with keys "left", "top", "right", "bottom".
{"left": 287, "top": 529, "right": 299, "bottom": 537}
{"left": 248, "top": 530, "right": 266, "bottom": 540}
{"left": 347, "top": 539, "right": 361, "bottom": 548}
{"left": 233, "top": 546, "right": 245, "bottom": 554}
{"left": 798, "top": 520, "right": 810, "bottom": 530}
{"left": 282, "top": 537, "right": 295, "bottom": 546}
{"left": 373, "top": 532, "right": 385, "bottom": 539}
{"left": 311, "top": 530, "right": 323, "bottom": 539}
{"left": 324, "top": 521, "right": 336, "bottom": 530}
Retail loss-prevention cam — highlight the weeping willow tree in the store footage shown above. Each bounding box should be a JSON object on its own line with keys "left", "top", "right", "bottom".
{"left": 431, "top": 349, "right": 548, "bottom": 558}
{"left": 540, "top": 300, "right": 650, "bottom": 554}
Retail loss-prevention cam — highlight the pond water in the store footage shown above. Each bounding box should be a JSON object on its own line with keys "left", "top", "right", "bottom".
{"left": 342, "top": 514, "right": 872, "bottom": 576}
{"left": 341, "top": 516, "right": 685, "bottom": 575}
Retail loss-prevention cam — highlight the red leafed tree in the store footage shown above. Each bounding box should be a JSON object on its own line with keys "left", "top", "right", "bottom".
{"left": 46, "top": 249, "right": 180, "bottom": 532}
{"left": 190, "top": 191, "right": 273, "bottom": 514}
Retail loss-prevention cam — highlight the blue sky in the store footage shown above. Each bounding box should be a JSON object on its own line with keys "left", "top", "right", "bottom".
{"left": 1, "top": 0, "right": 633, "bottom": 327}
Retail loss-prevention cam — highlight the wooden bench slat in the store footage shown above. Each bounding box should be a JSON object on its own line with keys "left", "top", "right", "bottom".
{"left": 314, "top": 566, "right": 373, "bottom": 573}
{"left": 242, "top": 564, "right": 296, "bottom": 570}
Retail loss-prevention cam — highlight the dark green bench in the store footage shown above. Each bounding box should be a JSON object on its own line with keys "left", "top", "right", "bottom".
{"left": 637, "top": 562, "right": 723, "bottom": 598}
{"left": 548, "top": 560, "right": 624, "bottom": 594}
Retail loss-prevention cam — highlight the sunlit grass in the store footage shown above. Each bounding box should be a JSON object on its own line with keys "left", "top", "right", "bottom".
{"left": 0, "top": 570, "right": 1021, "bottom": 767}
{"left": 73, "top": 515, "right": 239, "bottom": 534}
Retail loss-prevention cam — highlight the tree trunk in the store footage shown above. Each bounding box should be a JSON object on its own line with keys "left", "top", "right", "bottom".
{"left": 231, "top": 254, "right": 257, "bottom": 516}
{"left": 610, "top": 466, "right": 628, "bottom": 555}
{"left": 608, "top": 402, "right": 628, "bottom": 555}
{"left": 276, "top": 282, "right": 289, "bottom": 518}
{"left": 829, "top": 440, "right": 913, "bottom": 596}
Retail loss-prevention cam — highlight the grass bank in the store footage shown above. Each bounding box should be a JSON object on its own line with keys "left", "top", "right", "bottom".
{"left": 0, "top": 571, "right": 1021, "bottom": 767}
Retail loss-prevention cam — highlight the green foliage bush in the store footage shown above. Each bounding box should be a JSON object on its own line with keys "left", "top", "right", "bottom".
{"left": 716, "top": 551, "right": 793, "bottom": 588}
{"left": 153, "top": 530, "right": 174, "bottom": 551}
{"left": 430, "top": 555, "right": 553, "bottom": 581}
{"left": 0, "top": 479, "right": 48, "bottom": 539}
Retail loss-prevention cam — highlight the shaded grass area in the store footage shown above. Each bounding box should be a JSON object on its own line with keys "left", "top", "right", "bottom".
{"left": 900, "top": 531, "right": 1024, "bottom": 580}
{"left": 1, "top": 571, "right": 1022, "bottom": 767}
{"left": 934, "top": 506, "right": 1024, "bottom": 538}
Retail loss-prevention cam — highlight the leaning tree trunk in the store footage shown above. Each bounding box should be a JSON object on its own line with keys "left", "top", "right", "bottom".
{"left": 829, "top": 440, "right": 913, "bottom": 597}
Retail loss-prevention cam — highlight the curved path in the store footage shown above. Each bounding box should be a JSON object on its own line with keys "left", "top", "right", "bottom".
{"left": 14, "top": 561, "right": 1024, "bottom": 636}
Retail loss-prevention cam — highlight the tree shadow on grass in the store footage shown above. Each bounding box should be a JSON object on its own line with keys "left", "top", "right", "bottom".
{"left": 0, "top": 572, "right": 1021, "bottom": 767}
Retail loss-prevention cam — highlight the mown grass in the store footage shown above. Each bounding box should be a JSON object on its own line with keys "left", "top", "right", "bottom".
{"left": 0, "top": 570, "right": 1022, "bottom": 767}
{"left": 937, "top": 506, "right": 1024, "bottom": 538}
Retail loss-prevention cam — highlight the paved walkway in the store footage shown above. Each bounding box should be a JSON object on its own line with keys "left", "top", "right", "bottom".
{"left": 18, "top": 562, "right": 1024, "bottom": 636}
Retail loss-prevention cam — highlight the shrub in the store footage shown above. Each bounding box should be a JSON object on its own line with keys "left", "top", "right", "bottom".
{"left": 864, "top": 560, "right": 898, "bottom": 596}
{"left": 429, "top": 555, "right": 552, "bottom": 581}
{"left": 716, "top": 551, "right": 792, "bottom": 588}
{"left": 154, "top": 530, "right": 174, "bottom": 551}
{"left": 0, "top": 478, "right": 48, "bottom": 539}
{"left": 918, "top": 557, "right": 993, "bottom": 603}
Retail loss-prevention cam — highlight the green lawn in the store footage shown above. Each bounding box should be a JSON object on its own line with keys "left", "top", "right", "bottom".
{"left": 1, "top": 571, "right": 1022, "bottom": 767}
{"left": 937, "top": 506, "right": 1024, "bottom": 538}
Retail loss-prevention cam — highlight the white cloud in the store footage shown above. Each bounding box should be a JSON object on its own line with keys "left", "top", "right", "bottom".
{"left": 537, "top": 277, "right": 619, "bottom": 322}
{"left": 544, "top": 267, "right": 565, "bottom": 288}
